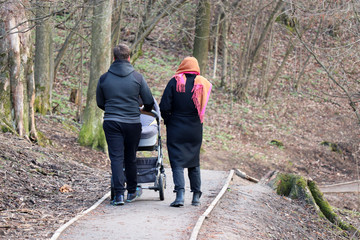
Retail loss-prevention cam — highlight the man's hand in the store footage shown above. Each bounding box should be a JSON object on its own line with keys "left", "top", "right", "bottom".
{"left": 139, "top": 106, "right": 153, "bottom": 116}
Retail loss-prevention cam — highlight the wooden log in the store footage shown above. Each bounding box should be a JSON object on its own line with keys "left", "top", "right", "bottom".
{"left": 233, "top": 168, "right": 259, "bottom": 183}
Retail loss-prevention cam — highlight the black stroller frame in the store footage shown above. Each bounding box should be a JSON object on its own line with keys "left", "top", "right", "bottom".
{"left": 111, "top": 101, "right": 166, "bottom": 201}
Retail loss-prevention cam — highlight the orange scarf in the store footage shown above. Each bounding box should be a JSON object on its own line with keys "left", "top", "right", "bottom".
{"left": 173, "top": 57, "right": 212, "bottom": 123}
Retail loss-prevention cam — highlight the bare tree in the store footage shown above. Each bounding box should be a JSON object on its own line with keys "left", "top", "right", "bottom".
{"left": 235, "top": 0, "right": 284, "bottom": 101}
{"left": 216, "top": 0, "right": 242, "bottom": 88}
{"left": 193, "top": 0, "right": 211, "bottom": 75}
{"left": 0, "top": 0, "right": 37, "bottom": 140}
{"left": 34, "top": 0, "right": 54, "bottom": 115}
{"left": 264, "top": 40, "right": 294, "bottom": 100}
{"left": 292, "top": 1, "right": 360, "bottom": 123}
{"left": 111, "top": 0, "right": 124, "bottom": 48}
{"left": 53, "top": 1, "right": 90, "bottom": 81}
{"left": 130, "top": 0, "right": 188, "bottom": 63}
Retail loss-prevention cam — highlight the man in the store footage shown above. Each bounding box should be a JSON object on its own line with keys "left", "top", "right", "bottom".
{"left": 96, "top": 43, "right": 154, "bottom": 205}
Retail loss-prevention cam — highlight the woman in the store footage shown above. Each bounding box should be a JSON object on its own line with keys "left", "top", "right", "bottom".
{"left": 159, "top": 57, "right": 212, "bottom": 207}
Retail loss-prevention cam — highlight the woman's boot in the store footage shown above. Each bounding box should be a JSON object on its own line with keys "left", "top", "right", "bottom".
{"left": 170, "top": 189, "right": 185, "bottom": 207}
{"left": 191, "top": 192, "right": 202, "bottom": 206}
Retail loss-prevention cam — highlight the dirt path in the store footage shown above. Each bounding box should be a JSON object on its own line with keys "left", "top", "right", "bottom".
{"left": 55, "top": 169, "right": 231, "bottom": 240}
{"left": 320, "top": 180, "right": 360, "bottom": 193}
{"left": 197, "top": 176, "right": 349, "bottom": 240}
{"left": 51, "top": 167, "right": 358, "bottom": 240}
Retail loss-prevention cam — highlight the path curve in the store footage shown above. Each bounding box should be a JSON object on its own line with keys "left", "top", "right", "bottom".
{"left": 320, "top": 180, "right": 360, "bottom": 193}
{"left": 56, "top": 168, "right": 229, "bottom": 240}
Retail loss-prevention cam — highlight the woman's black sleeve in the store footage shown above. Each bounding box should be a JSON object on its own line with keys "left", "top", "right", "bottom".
{"left": 159, "top": 78, "right": 174, "bottom": 125}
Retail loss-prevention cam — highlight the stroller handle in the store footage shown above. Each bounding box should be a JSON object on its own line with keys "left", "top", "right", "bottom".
{"left": 150, "top": 109, "right": 160, "bottom": 121}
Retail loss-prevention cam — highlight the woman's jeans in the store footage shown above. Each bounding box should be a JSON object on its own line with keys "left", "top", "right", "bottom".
{"left": 103, "top": 121, "right": 141, "bottom": 195}
{"left": 172, "top": 166, "right": 201, "bottom": 193}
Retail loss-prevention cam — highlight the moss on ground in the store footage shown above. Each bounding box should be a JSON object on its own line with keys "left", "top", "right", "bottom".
{"left": 308, "top": 180, "right": 356, "bottom": 232}
{"left": 270, "top": 172, "right": 359, "bottom": 236}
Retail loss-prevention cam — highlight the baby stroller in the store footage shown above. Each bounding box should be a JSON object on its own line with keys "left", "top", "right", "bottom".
{"left": 110, "top": 98, "right": 166, "bottom": 201}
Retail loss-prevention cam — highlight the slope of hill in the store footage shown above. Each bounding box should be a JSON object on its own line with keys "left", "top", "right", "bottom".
{"left": 1, "top": 35, "right": 360, "bottom": 240}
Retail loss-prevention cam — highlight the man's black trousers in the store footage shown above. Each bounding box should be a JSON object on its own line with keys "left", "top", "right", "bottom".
{"left": 103, "top": 121, "right": 141, "bottom": 195}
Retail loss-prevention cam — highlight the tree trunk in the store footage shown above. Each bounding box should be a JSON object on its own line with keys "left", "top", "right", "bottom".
{"left": 111, "top": 0, "right": 124, "bottom": 48}
{"left": 220, "top": 10, "right": 228, "bottom": 88}
{"left": 295, "top": 25, "right": 360, "bottom": 124}
{"left": 76, "top": 35, "right": 84, "bottom": 123}
{"left": 212, "top": 12, "right": 221, "bottom": 79}
{"left": 78, "top": 0, "right": 113, "bottom": 151}
{"left": 0, "top": 21, "right": 13, "bottom": 133}
{"left": 9, "top": 21, "right": 25, "bottom": 136}
{"left": 0, "top": 0, "right": 35, "bottom": 139}
{"left": 236, "top": 0, "right": 283, "bottom": 101}
{"left": 264, "top": 41, "right": 294, "bottom": 100}
{"left": 34, "top": 0, "right": 54, "bottom": 115}
{"left": 130, "top": 0, "right": 187, "bottom": 63}
{"left": 26, "top": 45, "right": 38, "bottom": 141}
{"left": 257, "top": 20, "right": 274, "bottom": 98}
{"left": 294, "top": 21, "right": 322, "bottom": 91}
{"left": 193, "top": 0, "right": 211, "bottom": 75}
{"left": 220, "top": 0, "right": 242, "bottom": 88}
{"left": 239, "top": 0, "right": 260, "bottom": 83}
{"left": 54, "top": 3, "right": 89, "bottom": 81}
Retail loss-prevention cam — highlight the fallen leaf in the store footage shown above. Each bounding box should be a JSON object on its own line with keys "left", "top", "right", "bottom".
{"left": 59, "top": 184, "right": 73, "bottom": 193}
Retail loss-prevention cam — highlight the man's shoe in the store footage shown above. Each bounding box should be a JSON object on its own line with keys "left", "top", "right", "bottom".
{"left": 112, "top": 194, "right": 124, "bottom": 206}
{"left": 126, "top": 186, "right": 142, "bottom": 203}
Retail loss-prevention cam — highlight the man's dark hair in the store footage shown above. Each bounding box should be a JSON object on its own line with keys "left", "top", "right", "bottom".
{"left": 113, "top": 44, "right": 131, "bottom": 60}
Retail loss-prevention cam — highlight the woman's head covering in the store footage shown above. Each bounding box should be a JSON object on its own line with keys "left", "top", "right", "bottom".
{"left": 173, "top": 57, "right": 212, "bottom": 123}
{"left": 175, "top": 56, "right": 200, "bottom": 74}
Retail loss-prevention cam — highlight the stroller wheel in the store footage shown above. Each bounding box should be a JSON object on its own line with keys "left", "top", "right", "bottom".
{"left": 159, "top": 173, "right": 165, "bottom": 201}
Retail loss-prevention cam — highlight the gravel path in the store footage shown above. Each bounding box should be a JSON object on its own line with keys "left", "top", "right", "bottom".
{"left": 319, "top": 180, "right": 360, "bottom": 193}
{"left": 56, "top": 168, "right": 230, "bottom": 240}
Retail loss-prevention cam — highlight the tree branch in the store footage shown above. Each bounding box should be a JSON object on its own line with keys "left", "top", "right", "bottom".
{"left": 294, "top": 26, "right": 360, "bottom": 123}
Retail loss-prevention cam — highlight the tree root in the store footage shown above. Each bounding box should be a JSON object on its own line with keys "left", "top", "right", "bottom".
{"left": 266, "top": 172, "right": 360, "bottom": 236}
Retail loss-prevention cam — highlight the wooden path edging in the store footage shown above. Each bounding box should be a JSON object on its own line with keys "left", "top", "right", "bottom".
{"left": 50, "top": 191, "right": 111, "bottom": 240}
{"left": 189, "top": 169, "right": 235, "bottom": 240}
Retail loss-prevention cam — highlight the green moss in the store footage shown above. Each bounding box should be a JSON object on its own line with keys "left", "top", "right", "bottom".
{"left": 22, "top": 105, "right": 29, "bottom": 135}
{"left": 63, "top": 121, "right": 80, "bottom": 133}
{"left": 34, "top": 97, "right": 42, "bottom": 113}
{"left": 270, "top": 139, "right": 284, "bottom": 148}
{"left": 272, "top": 173, "right": 359, "bottom": 235}
{"left": 320, "top": 141, "right": 342, "bottom": 154}
{"left": 275, "top": 173, "right": 313, "bottom": 204}
{"left": 275, "top": 173, "right": 293, "bottom": 196}
{"left": 308, "top": 180, "right": 354, "bottom": 231}
{"left": 36, "top": 130, "right": 53, "bottom": 147}
{"left": 1, "top": 125, "right": 10, "bottom": 133}
{"left": 0, "top": 82, "right": 12, "bottom": 123}
{"left": 289, "top": 176, "right": 309, "bottom": 200}
{"left": 78, "top": 121, "right": 106, "bottom": 152}
{"left": 275, "top": 13, "right": 298, "bottom": 32}
{"left": 34, "top": 95, "right": 51, "bottom": 115}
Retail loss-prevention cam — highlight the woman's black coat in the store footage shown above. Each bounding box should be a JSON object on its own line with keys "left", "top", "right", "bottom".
{"left": 159, "top": 74, "right": 203, "bottom": 168}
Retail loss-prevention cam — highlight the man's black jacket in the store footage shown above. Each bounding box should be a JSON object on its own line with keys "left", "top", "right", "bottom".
{"left": 96, "top": 59, "right": 154, "bottom": 123}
